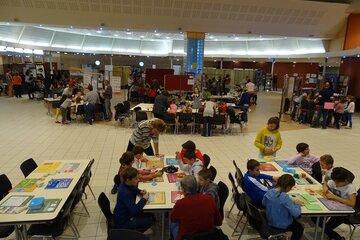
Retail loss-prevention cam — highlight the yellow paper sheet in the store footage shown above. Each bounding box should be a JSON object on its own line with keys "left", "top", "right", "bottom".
{"left": 34, "top": 161, "right": 61, "bottom": 173}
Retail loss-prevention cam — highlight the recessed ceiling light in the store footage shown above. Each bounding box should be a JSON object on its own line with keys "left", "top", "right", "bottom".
{"left": 99, "top": 27, "right": 103, "bottom": 30}
{"left": 82, "top": 53, "right": 85, "bottom": 55}
{"left": 253, "top": 61, "right": 256, "bottom": 63}
{"left": 70, "top": 26, "right": 73, "bottom": 29}
{"left": 86, "top": 33, "right": 92, "bottom": 35}
{"left": 126, "top": 32, "right": 132, "bottom": 35}
{"left": 96, "top": 30, "right": 101, "bottom": 33}
{"left": 155, "top": 33, "right": 160, "bottom": 36}
{"left": 57, "top": 51, "right": 60, "bottom": 53}
{"left": 357, "top": 55, "right": 360, "bottom": 58}
{"left": 114, "top": 34, "right": 119, "bottom": 37}
{"left": 214, "top": 39, "right": 218, "bottom": 41}
{"left": 39, "top": 24, "right": 43, "bottom": 27}
{"left": 209, "top": 36, "right": 214, "bottom": 39}
{"left": 64, "top": 52, "right": 68, "bottom": 54}
{"left": 128, "top": 37, "right": 132, "bottom": 39}
{"left": 140, "top": 35, "right": 145, "bottom": 38}
{"left": 154, "top": 30, "right": 157, "bottom": 33}
{"left": 166, "top": 36, "right": 170, "bottom": 39}
{"left": 235, "top": 37, "right": 239, "bottom": 40}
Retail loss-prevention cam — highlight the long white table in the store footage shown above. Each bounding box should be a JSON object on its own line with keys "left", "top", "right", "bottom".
{"left": 259, "top": 160, "right": 354, "bottom": 240}
{"left": 0, "top": 159, "right": 92, "bottom": 239}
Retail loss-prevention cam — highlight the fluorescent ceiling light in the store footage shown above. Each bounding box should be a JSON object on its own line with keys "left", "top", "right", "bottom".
{"left": 33, "top": 49, "right": 44, "bottom": 55}
{"left": 23, "top": 49, "right": 33, "bottom": 54}
{"left": 126, "top": 32, "right": 132, "bottom": 35}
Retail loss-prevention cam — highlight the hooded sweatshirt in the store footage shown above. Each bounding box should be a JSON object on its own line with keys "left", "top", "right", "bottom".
{"left": 262, "top": 188, "right": 301, "bottom": 229}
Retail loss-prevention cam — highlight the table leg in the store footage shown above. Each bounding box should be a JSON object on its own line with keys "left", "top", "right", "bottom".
{"left": 314, "top": 217, "right": 319, "bottom": 240}
{"left": 161, "top": 211, "right": 165, "bottom": 240}
{"left": 320, "top": 216, "right": 327, "bottom": 240}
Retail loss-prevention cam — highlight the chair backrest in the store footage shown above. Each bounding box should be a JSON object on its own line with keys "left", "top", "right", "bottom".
{"left": 228, "top": 173, "right": 240, "bottom": 196}
{"left": 133, "top": 106, "right": 141, "bottom": 112}
{"left": 311, "top": 161, "right": 322, "bottom": 183}
{"left": 20, "top": 158, "right": 38, "bottom": 177}
{"left": 177, "top": 112, "right": 193, "bottom": 123}
{"left": 245, "top": 197, "right": 270, "bottom": 237}
{"left": 163, "top": 112, "right": 176, "bottom": 124}
{"left": 108, "top": 229, "right": 150, "bottom": 240}
{"left": 217, "top": 181, "right": 229, "bottom": 219}
{"left": 70, "top": 176, "right": 87, "bottom": 211}
{"left": 203, "top": 154, "right": 211, "bottom": 168}
{"left": 213, "top": 114, "right": 226, "bottom": 125}
{"left": 232, "top": 160, "right": 244, "bottom": 189}
{"left": 83, "top": 159, "right": 95, "bottom": 187}
{"left": 0, "top": 174, "right": 12, "bottom": 201}
{"left": 194, "top": 113, "right": 204, "bottom": 124}
{"left": 98, "top": 192, "right": 114, "bottom": 231}
{"left": 136, "top": 111, "right": 148, "bottom": 122}
{"left": 209, "top": 166, "right": 217, "bottom": 181}
{"left": 123, "top": 101, "right": 131, "bottom": 112}
{"left": 76, "top": 104, "right": 85, "bottom": 115}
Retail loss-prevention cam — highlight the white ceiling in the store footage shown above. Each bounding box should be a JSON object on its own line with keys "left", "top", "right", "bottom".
{"left": 0, "top": 23, "right": 327, "bottom": 58}
{"left": 0, "top": 0, "right": 351, "bottom": 39}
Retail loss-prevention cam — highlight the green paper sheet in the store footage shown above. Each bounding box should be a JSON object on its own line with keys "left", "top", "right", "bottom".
{"left": 305, "top": 204, "right": 322, "bottom": 211}
{"left": 301, "top": 194, "right": 317, "bottom": 203}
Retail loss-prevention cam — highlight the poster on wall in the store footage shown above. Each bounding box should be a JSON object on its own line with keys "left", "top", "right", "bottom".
{"left": 36, "top": 65, "right": 45, "bottom": 78}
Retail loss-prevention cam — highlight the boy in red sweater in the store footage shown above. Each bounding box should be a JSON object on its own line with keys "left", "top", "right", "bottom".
{"left": 176, "top": 140, "right": 204, "bottom": 164}
{"left": 170, "top": 175, "right": 222, "bottom": 240}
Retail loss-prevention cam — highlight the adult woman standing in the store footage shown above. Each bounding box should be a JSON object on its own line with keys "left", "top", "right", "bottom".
{"left": 254, "top": 117, "right": 282, "bottom": 158}
{"left": 192, "top": 87, "right": 202, "bottom": 110}
{"left": 127, "top": 118, "right": 166, "bottom": 156}
{"left": 202, "top": 97, "right": 216, "bottom": 137}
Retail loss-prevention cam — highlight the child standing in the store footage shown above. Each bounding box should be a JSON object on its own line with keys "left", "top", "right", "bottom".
{"left": 345, "top": 96, "right": 355, "bottom": 129}
{"left": 333, "top": 97, "right": 346, "bottom": 129}
{"left": 262, "top": 174, "right": 304, "bottom": 240}
{"left": 60, "top": 94, "right": 72, "bottom": 124}
{"left": 177, "top": 151, "right": 203, "bottom": 180}
{"left": 254, "top": 117, "right": 282, "bottom": 157}
{"left": 132, "top": 145, "right": 149, "bottom": 169}
{"left": 322, "top": 167, "right": 357, "bottom": 240}
{"left": 320, "top": 154, "right": 334, "bottom": 183}
{"left": 288, "top": 143, "right": 319, "bottom": 175}
{"left": 198, "top": 169, "right": 219, "bottom": 209}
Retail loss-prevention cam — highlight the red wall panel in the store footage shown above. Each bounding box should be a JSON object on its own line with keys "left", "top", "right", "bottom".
{"left": 164, "top": 74, "right": 193, "bottom": 92}
{"left": 145, "top": 68, "right": 174, "bottom": 86}
{"left": 340, "top": 57, "right": 360, "bottom": 97}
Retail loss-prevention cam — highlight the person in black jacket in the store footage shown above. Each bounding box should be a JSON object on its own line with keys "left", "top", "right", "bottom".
{"left": 152, "top": 90, "right": 169, "bottom": 119}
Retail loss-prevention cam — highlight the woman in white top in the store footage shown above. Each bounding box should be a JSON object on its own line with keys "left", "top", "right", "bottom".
{"left": 202, "top": 98, "right": 217, "bottom": 137}
{"left": 345, "top": 96, "right": 355, "bottom": 128}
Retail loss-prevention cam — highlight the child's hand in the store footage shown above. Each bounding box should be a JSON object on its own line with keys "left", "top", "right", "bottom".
{"left": 175, "top": 151, "right": 180, "bottom": 159}
{"left": 325, "top": 191, "right": 337, "bottom": 200}
{"left": 155, "top": 171, "right": 163, "bottom": 177}
{"left": 143, "top": 192, "right": 149, "bottom": 200}
{"left": 140, "top": 190, "right": 147, "bottom": 195}
{"left": 293, "top": 199, "right": 305, "bottom": 206}
{"left": 141, "top": 157, "right": 149, "bottom": 162}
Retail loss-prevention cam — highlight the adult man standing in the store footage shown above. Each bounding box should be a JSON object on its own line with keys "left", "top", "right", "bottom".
{"left": 152, "top": 90, "right": 169, "bottom": 119}
{"left": 84, "top": 85, "right": 100, "bottom": 125}
{"left": 103, "top": 80, "right": 113, "bottom": 121}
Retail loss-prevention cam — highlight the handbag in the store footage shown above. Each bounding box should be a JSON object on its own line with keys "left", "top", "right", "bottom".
{"left": 324, "top": 102, "right": 334, "bottom": 110}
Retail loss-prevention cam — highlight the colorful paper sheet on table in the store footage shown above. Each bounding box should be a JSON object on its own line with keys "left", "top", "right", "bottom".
{"left": 34, "top": 161, "right": 61, "bottom": 173}
{"left": 0, "top": 195, "right": 33, "bottom": 207}
{"left": 305, "top": 204, "right": 322, "bottom": 211}
{"left": 275, "top": 160, "right": 290, "bottom": 169}
{"left": 171, "top": 191, "right": 185, "bottom": 203}
{"left": 146, "top": 160, "right": 164, "bottom": 169}
{"left": 144, "top": 175, "right": 164, "bottom": 183}
{"left": 147, "top": 192, "right": 166, "bottom": 205}
{"left": 318, "top": 198, "right": 354, "bottom": 211}
{"left": 45, "top": 178, "right": 73, "bottom": 189}
{"left": 259, "top": 163, "right": 277, "bottom": 171}
{"left": 167, "top": 173, "right": 186, "bottom": 183}
{"left": 58, "top": 163, "right": 80, "bottom": 173}
{"left": 166, "top": 157, "right": 178, "bottom": 166}
{"left": 13, "top": 179, "right": 40, "bottom": 192}
{"left": 295, "top": 178, "right": 314, "bottom": 185}
{"left": 27, "top": 199, "right": 62, "bottom": 214}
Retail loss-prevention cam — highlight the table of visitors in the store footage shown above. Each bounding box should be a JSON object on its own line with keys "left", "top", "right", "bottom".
{"left": 257, "top": 159, "right": 354, "bottom": 240}
{"left": 0, "top": 159, "right": 92, "bottom": 240}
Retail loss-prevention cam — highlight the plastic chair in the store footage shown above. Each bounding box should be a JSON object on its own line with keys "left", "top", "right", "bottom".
{"left": 209, "top": 166, "right": 217, "bottom": 181}
{"left": 20, "top": 158, "right": 38, "bottom": 177}
{"left": 98, "top": 192, "right": 114, "bottom": 233}
{"left": 218, "top": 181, "right": 229, "bottom": 219}
{"left": 163, "top": 112, "right": 177, "bottom": 134}
{"left": 0, "top": 174, "right": 14, "bottom": 239}
{"left": 193, "top": 113, "right": 204, "bottom": 134}
{"left": 212, "top": 114, "right": 226, "bottom": 134}
{"left": 108, "top": 229, "right": 150, "bottom": 240}
{"left": 203, "top": 154, "right": 211, "bottom": 168}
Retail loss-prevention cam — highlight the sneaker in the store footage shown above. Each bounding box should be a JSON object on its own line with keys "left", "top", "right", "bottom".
{"left": 143, "top": 228, "right": 153, "bottom": 235}
{"left": 345, "top": 126, "right": 352, "bottom": 129}
{"left": 111, "top": 185, "right": 118, "bottom": 194}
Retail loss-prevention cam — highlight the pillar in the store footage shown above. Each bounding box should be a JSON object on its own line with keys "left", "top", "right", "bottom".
{"left": 184, "top": 32, "right": 205, "bottom": 77}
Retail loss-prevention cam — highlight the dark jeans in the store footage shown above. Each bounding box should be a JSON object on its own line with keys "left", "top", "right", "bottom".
{"left": 202, "top": 116, "right": 213, "bottom": 137}
{"left": 291, "top": 103, "right": 299, "bottom": 120}
{"left": 333, "top": 112, "right": 343, "bottom": 129}
{"left": 126, "top": 141, "right": 154, "bottom": 156}
{"left": 241, "top": 105, "right": 249, "bottom": 122}
{"left": 104, "top": 98, "right": 112, "bottom": 120}
{"left": 314, "top": 107, "right": 329, "bottom": 128}
{"left": 60, "top": 107, "right": 68, "bottom": 123}
{"left": 84, "top": 103, "right": 95, "bottom": 124}
{"left": 324, "top": 216, "right": 347, "bottom": 240}
{"left": 13, "top": 85, "right": 22, "bottom": 98}
{"left": 153, "top": 112, "right": 164, "bottom": 119}
{"left": 26, "top": 82, "right": 35, "bottom": 99}
{"left": 119, "top": 213, "right": 155, "bottom": 232}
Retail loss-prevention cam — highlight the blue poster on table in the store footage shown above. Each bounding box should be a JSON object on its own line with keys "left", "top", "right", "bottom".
{"left": 275, "top": 160, "right": 290, "bottom": 169}
{"left": 45, "top": 178, "right": 73, "bottom": 189}
{"left": 166, "top": 157, "right": 178, "bottom": 166}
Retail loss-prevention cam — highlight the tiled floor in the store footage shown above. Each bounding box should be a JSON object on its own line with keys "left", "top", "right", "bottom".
{"left": 1, "top": 91, "right": 359, "bottom": 240}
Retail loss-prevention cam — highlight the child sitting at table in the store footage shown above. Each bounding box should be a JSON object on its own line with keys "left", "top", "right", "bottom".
{"left": 111, "top": 151, "right": 163, "bottom": 194}
{"left": 320, "top": 154, "right": 334, "bottom": 183}
{"left": 181, "top": 102, "right": 193, "bottom": 114}
{"left": 262, "top": 174, "right": 303, "bottom": 240}
{"left": 177, "top": 151, "right": 203, "bottom": 180}
{"left": 322, "top": 167, "right": 357, "bottom": 240}
{"left": 132, "top": 145, "right": 149, "bottom": 169}
{"left": 288, "top": 142, "right": 319, "bottom": 175}
{"left": 176, "top": 140, "right": 204, "bottom": 165}
{"left": 218, "top": 101, "right": 228, "bottom": 114}
{"left": 243, "top": 159, "right": 276, "bottom": 206}
{"left": 113, "top": 167, "right": 154, "bottom": 233}
{"left": 168, "top": 99, "right": 178, "bottom": 114}
{"left": 198, "top": 168, "right": 219, "bottom": 209}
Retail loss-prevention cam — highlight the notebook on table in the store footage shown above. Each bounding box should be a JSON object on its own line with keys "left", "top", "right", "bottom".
{"left": 318, "top": 198, "right": 354, "bottom": 211}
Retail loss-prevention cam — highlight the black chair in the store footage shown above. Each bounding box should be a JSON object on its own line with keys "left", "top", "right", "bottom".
{"left": 177, "top": 112, "right": 194, "bottom": 134}
{"left": 228, "top": 107, "right": 243, "bottom": 134}
{"left": 108, "top": 229, "right": 150, "bottom": 240}
{"left": 217, "top": 181, "right": 229, "bottom": 219}
{"left": 70, "top": 175, "right": 90, "bottom": 217}
{"left": 346, "top": 188, "right": 360, "bottom": 239}
{"left": 20, "top": 158, "right": 38, "bottom": 177}
{"left": 75, "top": 104, "right": 85, "bottom": 123}
{"left": 209, "top": 166, "right": 217, "bottom": 181}
{"left": 232, "top": 160, "right": 244, "bottom": 190}
{"left": 27, "top": 187, "right": 79, "bottom": 239}
{"left": 98, "top": 192, "right": 114, "bottom": 233}
{"left": 228, "top": 173, "right": 247, "bottom": 237}
{"left": 136, "top": 111, "right": 148, "bottom": 122}
{"left": 83, "top": 159, "right": 96, "bottom": 200}
{"left": 244, "top": 197, "right": 287, "bottom": 240}
{"left": 0, "top": 174, "right": 14, "bottom": 239}
{"left": 163, "top": 112, "right": 177, "bottom": 134}
{"left": 203, "top": 154, "right": 211, "bottom": 168}
{"left": 212, "top": 114, "right": 226, "bottom": 134}
{"left": 311, "top": 161, "right": 322, "bottom": 183}
{"left": 182, "top": 228, "right": 229, "bottom": 240}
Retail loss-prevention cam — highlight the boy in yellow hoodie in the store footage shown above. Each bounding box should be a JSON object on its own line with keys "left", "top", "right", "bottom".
{"left": 254, "top": 117, "right": 282, "bottom": 157}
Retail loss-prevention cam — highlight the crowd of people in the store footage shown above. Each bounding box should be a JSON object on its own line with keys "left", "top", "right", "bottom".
{"left": 291, "top": 81, "right": 355, "bottom": 129}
